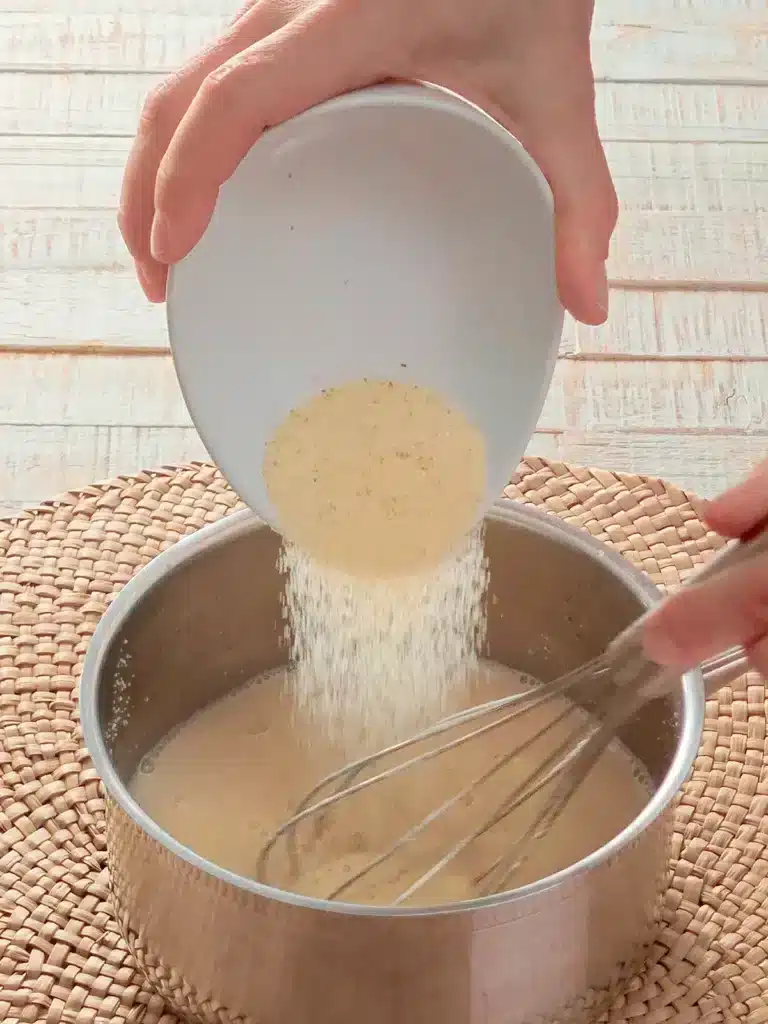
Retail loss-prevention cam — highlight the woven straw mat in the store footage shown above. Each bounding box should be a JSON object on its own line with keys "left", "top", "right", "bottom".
{"left": 0, "top": 458, "right": 766, "bottom": 1024}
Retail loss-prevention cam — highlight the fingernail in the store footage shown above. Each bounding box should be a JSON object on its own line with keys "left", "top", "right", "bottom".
{"left": 150, "top": 213, "right": 171, "bottom": 262}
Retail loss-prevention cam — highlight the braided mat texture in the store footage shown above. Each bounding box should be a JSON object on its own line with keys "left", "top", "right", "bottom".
{"left": 0, "top": 459, "right": 766, "bottom": 1024}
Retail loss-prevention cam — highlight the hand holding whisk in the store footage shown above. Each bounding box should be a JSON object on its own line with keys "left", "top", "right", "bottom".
{"left": 257, "top": 520, "right": 768, "bottom": 905}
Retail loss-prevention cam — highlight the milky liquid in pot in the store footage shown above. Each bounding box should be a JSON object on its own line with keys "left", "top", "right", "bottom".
{"left": 129, "top": 661, "right": 652, "bottom": 907}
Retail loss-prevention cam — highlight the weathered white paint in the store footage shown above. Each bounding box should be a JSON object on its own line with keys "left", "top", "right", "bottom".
{"left": 6, "top": 273, "right": 767, "bottom": 360}
{"left": 564, "top": 292, "right": 768, "bottom": 359}
{"left": 4, "top": 208, "right": 765, "bottom": 286}
{"left": 550, "top": 361, "right": 768, "bottom": 434}
{"left": 0, "top": 0, "right": 761, "bottom": 25}
{"left": 591, "top": 25, "right": 768, "bottom": 85}
{"left": 0, "top": 0, "right": 765, "bottom": 513}
{"left": 0, "top": 425, "right": 208, "bottom": 504}
{"left": 3, "top": 274, "right": 766, "bottom": 362}
{"left": 3, "top": 353, "right": 768, "bottom": 435}
{"left": 601, "top": 0, "right": 764, "bottom": 19}
{"left": 547, "top": 431, "right": 768, "bottom": 499}
{"left": 2, "top": 74, "right": 767, "bottom": 142}
{"left": 0, "top": 269, "right": 166, "bottom": 349}
{"left": 0, "top": 428, "right": 759, "bottom": 512}
{"left": 4, "top": 138, "right": 768, "bottom": 214}
{"left": 595, "top": 82, "right": 768, "bottom": 143}
{"left": 3, "top": 16, "right": 766, "bottom": 83}
{"left": 606, "top": 142, "right": 768, "bottom": 214}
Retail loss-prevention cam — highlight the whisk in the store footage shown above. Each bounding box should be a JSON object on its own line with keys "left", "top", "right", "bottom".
{"left": 257, "top": 522, "right": 768, "bottom": 905}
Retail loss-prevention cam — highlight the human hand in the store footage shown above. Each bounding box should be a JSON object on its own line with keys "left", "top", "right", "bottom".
{"left": 119, "top": 0, "right": 617, "bottom": 326}
{"left": 643, "top": 459, "right": 768, "bottom": 677}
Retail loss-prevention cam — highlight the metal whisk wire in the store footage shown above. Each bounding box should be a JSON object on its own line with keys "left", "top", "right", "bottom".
{"left": 257, "top": 525, "right": 767, "bottom": 905}
{"left": 257, "top": 673, "right": 582, "bottom": 886}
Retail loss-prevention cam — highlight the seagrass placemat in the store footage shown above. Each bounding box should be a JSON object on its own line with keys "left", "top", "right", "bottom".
{"left": 0, "top": 459, "right": 766, "bottom": 1024}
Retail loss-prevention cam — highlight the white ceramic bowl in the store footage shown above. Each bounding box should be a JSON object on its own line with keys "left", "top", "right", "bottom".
{"left": 168, "top": 83, "right": 564, "bottom": 527}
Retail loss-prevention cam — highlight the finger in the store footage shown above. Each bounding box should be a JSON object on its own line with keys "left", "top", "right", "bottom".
{"left": 516, "top": 54, "right": 617, "bottom": 326}
{"left": 134, "top": 258, "right": 168, "bottom": 304}
{"left": 552, "top": 136, "right": 616, "bottom": 327}
{"left": 151, "top": 1, "right": 390, "bottom": 265}
{"left": 118, "top": 0, "right": 289, "bottom": 301}
{"left": 642, "top": 550, "right": 768, "bottom": 668}
{"left": 230, "top": 0, "right": 258, "bottom": 25}
{"left": 747, "top": 632, "right": 768, "bottom": 678}
{"left": 703, "top": 459, "right": 768, "bottom": 539}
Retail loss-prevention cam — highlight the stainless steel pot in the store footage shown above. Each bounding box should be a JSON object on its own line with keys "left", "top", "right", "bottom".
{"left": 80, "top": 500, "right": 704, "bottom": 1024}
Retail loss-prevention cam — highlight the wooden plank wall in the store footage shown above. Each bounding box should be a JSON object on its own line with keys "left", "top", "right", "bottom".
{"left": 0, "top": 0, "right": 766, "bottom": 517}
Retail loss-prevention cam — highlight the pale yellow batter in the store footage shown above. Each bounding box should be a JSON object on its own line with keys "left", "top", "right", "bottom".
{"left": 263, "top": 379, "right": 487, "bottom": 578}
{"left": 130, "top": 662, "right": 652, "bottom": 907}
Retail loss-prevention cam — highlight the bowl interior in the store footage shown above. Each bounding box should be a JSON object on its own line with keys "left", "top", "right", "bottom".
{"left": 168, "top": 84, "right": 563, "bottom": 528}
{"left": 95, "top": 509, "right": 688, "bottom": 896}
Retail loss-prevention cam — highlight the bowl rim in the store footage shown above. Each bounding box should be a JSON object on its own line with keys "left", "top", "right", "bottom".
{"left": 80, "top": 498, "right": 704, "bottom": 919}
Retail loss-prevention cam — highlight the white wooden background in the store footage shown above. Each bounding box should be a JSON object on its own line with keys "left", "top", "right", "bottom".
{"left": 0, "top": 0, "right": 766, "bottom": 517}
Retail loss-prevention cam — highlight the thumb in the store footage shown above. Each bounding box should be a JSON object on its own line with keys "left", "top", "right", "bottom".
{"left": 151, "top": 3, "right": 388, "bottom": 264}
{"left": 703, "top": 459, "right": 768, "bottom": 539}
{"left": 642, "top": 551, "right": 768, "bottom": 668}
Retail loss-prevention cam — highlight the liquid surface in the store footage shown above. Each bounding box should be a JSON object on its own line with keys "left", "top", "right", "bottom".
{"left": 130, "top": 663, "right": 652, "bottom": 907}
{"left": 263, "top": 379, "right": 487, "bottom": 578}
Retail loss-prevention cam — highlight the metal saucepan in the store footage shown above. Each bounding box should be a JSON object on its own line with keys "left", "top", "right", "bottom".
{"left": 80, "top": 500, "right": 704, "bottom": 1024}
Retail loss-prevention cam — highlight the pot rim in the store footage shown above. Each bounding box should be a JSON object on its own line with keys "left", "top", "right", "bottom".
{"left": 80, "top": 498, "right": 704, "bottom": 919}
